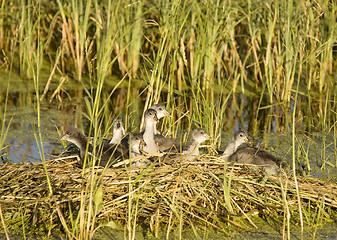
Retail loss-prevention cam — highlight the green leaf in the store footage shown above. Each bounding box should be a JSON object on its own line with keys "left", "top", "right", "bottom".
{"left": 94, "top": 185, "right": 103, "bottom": 214}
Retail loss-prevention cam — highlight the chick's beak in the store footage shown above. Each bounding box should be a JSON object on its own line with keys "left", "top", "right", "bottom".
{"left": 60, "top": 135, "right": 67, "bottom": 141}
{"left": 244, "top": 136, "right": 252, "bottom": 146}
{"left": 164, "top": 110, "right": 171, "bottom": 117}
{"left": 205, "top": 134, "right": 211, "bottom": 140}
{"left": 154, "top": 115, "right": 159, "bottom": 121}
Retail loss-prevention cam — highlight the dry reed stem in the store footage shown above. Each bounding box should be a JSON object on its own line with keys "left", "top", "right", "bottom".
{"left": 0, "top": 204, "right": 9, "bottom": 240}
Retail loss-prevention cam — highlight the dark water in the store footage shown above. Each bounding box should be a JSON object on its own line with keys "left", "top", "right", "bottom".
{"left": 1, "top": 102, "right": 80, "bottom": 163}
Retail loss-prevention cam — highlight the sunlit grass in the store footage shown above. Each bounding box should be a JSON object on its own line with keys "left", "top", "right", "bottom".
{"left": 2, "top": 1, "right": 335, "bottom": 133}
{"left": 0, "top": 0, "right": 337, "bottom": 239}
{"left": 0, "top": 0, "right": 334, "bottom": 135}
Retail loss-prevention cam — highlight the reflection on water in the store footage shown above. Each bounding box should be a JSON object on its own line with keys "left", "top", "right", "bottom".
{"left": 1, "top": 103, "right": 81, "bottom": 163}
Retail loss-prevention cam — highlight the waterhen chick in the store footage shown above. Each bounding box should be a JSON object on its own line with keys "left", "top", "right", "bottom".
{"left": 219, "top": 131, "right": 250, "bottom": 158}
{"left": 149, "top": 104, "right": 170, "bottom": 135}
{"left": 60, "top": 128, "right": 126, "bottom": 167}
{"left": 125, "top": 133, "right": 144, "bottom": 159}
{"left": 100, "top": 132, "right": 150, "bottom": 169}
{"left": 109, "top": 117, "right": 125, "bottom": 144}
{"left": 127, "top": 133, "right": 152, "bottom": 168}
{"left": 181, "top": 128, "right": 211, "bottom": 160}
{"left": 149, "top": 104, "right": 180, "bottom": 152}
{"left": 221, "top": 131, "right": 287, "bottom": 175}
{"left": 142, "top": 109, "right": 159, "bottom": 154}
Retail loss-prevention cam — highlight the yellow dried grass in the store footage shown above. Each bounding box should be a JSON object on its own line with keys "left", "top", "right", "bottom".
{"left": 1, "top": 155, "right": 337, "bottom": 234}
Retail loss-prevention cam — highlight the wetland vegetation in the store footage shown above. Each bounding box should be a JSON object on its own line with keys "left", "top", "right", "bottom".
{"left": 0, "top": 0, "right": 337, "bottom": 239}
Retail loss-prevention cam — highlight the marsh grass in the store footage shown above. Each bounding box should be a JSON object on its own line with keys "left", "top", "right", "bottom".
{"left": 0, "top": 0, "right": 337, "bottom": 239}
{"left": 0, "top": 84, "right": 12, "bottom": 161}
{"left": 1, "top": 0, "right": 335, "bottom": 137}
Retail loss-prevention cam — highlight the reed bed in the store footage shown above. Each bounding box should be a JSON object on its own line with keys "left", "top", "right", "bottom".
{"left": 1, "top": 156, "right": 336, "bottom": 238}
{"left": 0, "top": 0, "right": 336, "bottom": 135}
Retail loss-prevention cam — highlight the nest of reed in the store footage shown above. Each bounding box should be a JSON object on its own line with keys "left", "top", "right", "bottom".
{"left": 1, "top": 155, "right": 337, "bottom": 236}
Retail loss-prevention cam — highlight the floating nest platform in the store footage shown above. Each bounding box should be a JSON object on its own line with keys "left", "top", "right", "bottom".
{"left": 1, "top": 156, "right": 337, "bottom": 237}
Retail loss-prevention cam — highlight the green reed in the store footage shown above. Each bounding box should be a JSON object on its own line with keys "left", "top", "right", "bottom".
{"left": 2, "top": 0, "right": 335, "bottom": 135}
{"left": 56, "top": 0, "right": 93, "bottom": 81}
{"left": 1, "top": 0, "right": 337, "bottom": 238}
{"left": 19, "top": 1, "right": 55, "bottom": 196}
{"left": 0, "top": 80, "right": 12, "bottom": 161}
{"left": 59, "top": 1, "right": 140, "bottom": 238}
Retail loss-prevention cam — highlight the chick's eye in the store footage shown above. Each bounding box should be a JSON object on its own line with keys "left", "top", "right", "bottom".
{"left": 159, "top": 108, "right": 163, "bottom": 110}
